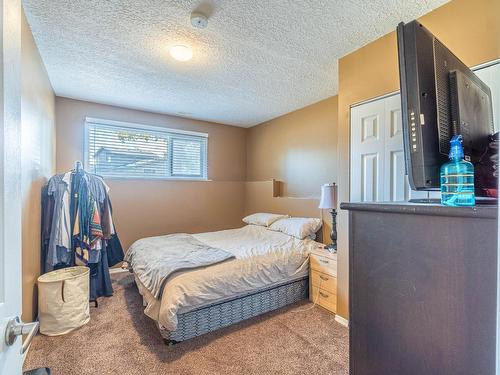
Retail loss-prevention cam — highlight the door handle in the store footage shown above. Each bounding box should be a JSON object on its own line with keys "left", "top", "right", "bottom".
{"left": 4, "top": 317, "right": 39, "bottom": 354}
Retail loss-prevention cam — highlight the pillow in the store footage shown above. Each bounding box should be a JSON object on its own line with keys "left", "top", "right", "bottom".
{"left": 242, "top": 213, "right": 289, "bottom": 227}
{"left": 269, "top": 217, "right": 322, "bottom": 240}
{"left": 307, "top": 233, "right": 317, "bottom": 241}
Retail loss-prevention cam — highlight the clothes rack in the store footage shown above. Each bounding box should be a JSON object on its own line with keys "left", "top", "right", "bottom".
{"left": 41, "top": 162, "right": 124, "bottom": 304}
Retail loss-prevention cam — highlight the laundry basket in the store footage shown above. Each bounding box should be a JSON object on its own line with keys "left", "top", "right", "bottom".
{"left": 37, "top": 266, "right": 90, "bottom": 336}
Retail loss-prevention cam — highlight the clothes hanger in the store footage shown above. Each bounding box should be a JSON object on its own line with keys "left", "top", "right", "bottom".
{"left": 73, "top": 161, "right": 84, "bottom": 175}
{"left": 72, "top": 160, "right": 106, "bottom": 181}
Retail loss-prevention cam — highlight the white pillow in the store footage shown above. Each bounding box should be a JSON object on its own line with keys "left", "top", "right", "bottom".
{"left": 269, "top": 217, "right": 322, "bottom": 239}
{"left": 242, "top": 213, "right": 289, "bottom": 227}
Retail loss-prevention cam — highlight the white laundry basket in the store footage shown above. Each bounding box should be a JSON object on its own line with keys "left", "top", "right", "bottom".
{"left": 37, "top": 266, "right": 90, "bottom": 336}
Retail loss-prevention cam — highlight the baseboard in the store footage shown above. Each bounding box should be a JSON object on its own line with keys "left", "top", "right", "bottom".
{"left": 335, "top": 314, "right": 349, "bottom": 327}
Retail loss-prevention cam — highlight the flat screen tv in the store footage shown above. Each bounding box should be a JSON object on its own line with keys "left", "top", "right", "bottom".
{"left": 397, "top": 20, "right": 494, "bottom": 193}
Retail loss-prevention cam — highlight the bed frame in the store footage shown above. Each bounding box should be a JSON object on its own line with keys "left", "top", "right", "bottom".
{"left": 159, "top": 276, "right": 309, "bottom": 345}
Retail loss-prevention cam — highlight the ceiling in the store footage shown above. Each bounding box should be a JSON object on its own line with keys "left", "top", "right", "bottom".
{"left": 23, "top": 0, "right": 449, "bottom": 127}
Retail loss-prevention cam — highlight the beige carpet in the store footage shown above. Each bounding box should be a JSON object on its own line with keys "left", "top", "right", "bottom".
{"left": 24, "top": 273, "right": 349, "bottom": 375}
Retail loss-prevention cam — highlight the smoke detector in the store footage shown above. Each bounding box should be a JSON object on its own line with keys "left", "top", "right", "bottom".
{"left": 191, "top": 12, "right": 208, "bottom": 29}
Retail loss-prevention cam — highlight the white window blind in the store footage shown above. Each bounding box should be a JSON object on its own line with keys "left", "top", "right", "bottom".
{"left": 85, "top": 118, "right": 208, "bottom": 179}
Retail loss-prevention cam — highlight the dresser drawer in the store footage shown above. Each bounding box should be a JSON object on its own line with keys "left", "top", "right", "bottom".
{"left": 310, "top": 253, "right": 337, "bottom": 276}
{"left": 311, "top": 270, "right": 337, "bottom": 294}
{"left": 311, "top": 286, "right": 337, "bottom": 313}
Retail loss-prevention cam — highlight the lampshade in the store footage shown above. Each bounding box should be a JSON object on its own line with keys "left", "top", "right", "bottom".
{"left": 319, "top": 183, "right": 338, "bottom": 209}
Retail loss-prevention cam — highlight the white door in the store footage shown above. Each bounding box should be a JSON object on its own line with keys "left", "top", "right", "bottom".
{"left": 0, "top": 0, "right": 24, "bottom": 374}
{"left": 350, "top": 99, "right": 386, "bottom": 202}
{"left": 351, "top": 93, "right": 432, "bottom": 203}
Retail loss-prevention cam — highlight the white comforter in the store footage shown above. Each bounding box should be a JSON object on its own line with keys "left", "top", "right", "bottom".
{"left": 133, "top": 224, "right": 320, "bottom": 331}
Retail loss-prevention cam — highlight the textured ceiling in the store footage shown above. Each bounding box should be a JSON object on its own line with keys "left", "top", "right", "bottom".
{"left": 23, "top": 0, "right": 449, "bottom": 127}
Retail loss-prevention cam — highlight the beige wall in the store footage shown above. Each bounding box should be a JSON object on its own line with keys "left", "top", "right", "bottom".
{"left": 336, "top": 0, "right": 500, "bottom": 319}
{"left": 244, "top": 182, "right": 321, "bottom": 217}
{"left": 245, "top": 96, "right": 338, "bottom": 243}
{"left": 21, "top": 11, "right": 56, "bottom": 321}
{"left": 246, "top": 97, "right": 338, "bottom": 198}
{"left": 55, "top": 98, "right": 247, "bottom": 250}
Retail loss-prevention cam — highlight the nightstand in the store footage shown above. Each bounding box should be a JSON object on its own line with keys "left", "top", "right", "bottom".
{"left": 309, "top": 247, "right": 337, "bottom": 314}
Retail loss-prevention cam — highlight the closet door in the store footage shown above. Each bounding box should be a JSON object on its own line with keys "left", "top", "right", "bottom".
{"left": 351, "top": 93, "right": 430, "bottom": 203}
{"left": 350, "top": 99, "right": 386, "bottom": 202}
{"left": 383, "top": 94, "right": 408, "bottom": 201}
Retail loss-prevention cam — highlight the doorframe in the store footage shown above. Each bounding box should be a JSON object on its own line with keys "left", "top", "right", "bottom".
{"left": 350, "top": 90, "right": 399, "bottom": 109}
{"left": 0, "top": 0, "right": 23, "bottom": 373}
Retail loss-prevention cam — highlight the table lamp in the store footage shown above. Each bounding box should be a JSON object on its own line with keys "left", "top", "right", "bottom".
{"left": 319, "top": 183, "right": 338, "bottom": 252}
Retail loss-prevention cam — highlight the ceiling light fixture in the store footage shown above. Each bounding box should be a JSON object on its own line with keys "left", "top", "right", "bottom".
{"left": 170, "top": 45, "right": 193, "bottom": 62}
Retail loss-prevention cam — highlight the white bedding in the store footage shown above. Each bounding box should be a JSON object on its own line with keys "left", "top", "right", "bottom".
{"left": 133, "top": 224, "right": 320, "bottom": 331}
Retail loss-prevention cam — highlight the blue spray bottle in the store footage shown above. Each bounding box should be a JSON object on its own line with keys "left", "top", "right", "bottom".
{"left": 440, "top": 135, "right": 475, "bottom": 206}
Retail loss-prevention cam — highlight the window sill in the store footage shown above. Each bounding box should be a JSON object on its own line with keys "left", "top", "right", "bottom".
{"left": 100, "top": 176, "right": 211, "bottom": 182}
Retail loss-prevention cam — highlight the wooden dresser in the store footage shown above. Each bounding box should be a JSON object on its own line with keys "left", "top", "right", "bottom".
{"left": 341, "top": 202, "right": 498, "bottom": 375}
{"left": 309, "top": 248, "right": 337, "bottom": 314}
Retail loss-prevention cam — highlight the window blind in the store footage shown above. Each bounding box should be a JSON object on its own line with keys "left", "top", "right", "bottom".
{"left": 85, "top": 118, "right": 208, "bottom": 179}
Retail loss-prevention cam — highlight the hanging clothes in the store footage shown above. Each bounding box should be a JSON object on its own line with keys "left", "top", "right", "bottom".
{"left": 41, "top": 166, "right": 123, "bottom": 301}
{"left": 72, "top": 172, "right": 104, "bottom": 265}
{"left": 43, "top": 172, "right": 73, "bottom": 270}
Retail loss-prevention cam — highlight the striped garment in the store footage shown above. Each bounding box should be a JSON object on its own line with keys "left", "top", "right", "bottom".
{"left": 74, "top": 186, "right": 103, "bottom": 265}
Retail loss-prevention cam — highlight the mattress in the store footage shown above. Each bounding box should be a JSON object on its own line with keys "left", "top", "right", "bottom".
{"left": 132, "top": 224, "right": 320, "bottom": 331}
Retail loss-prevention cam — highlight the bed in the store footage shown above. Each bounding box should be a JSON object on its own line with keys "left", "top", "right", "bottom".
{"left": 126, "top": 223, "right": 322, "bottom": 344}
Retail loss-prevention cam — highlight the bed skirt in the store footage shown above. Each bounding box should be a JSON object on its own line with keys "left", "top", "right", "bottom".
{"left": 159, "top": 276, "right": 309, "bottom": 344}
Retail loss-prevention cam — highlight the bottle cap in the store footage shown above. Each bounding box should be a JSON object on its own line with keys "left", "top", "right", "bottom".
{"left": 449, "top": 135, "right": 464, "bottom": 159}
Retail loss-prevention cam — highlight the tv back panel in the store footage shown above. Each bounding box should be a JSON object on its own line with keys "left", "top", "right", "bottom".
{"left": 449, "top": 69, "right": 494, "bottom": 163}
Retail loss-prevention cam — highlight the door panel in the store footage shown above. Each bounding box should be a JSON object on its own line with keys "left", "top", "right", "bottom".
{"left": 389, "top": 107, "right": 402, "bottom": 138}
{"left": 384, "top": 95, "right": 408, "bottom": 201}
{"left": 361, "top": 114, "right": 380, "bottom": 142}
{"left": 361, "top": 153, "right": 379, "bottom": 201}
{"left": 390, "top": 150, "right": 407, "bottom": 201}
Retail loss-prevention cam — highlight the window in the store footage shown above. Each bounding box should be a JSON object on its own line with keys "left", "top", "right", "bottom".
{"left": 85, "top": 118, "right": 208, "bottom": 179}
